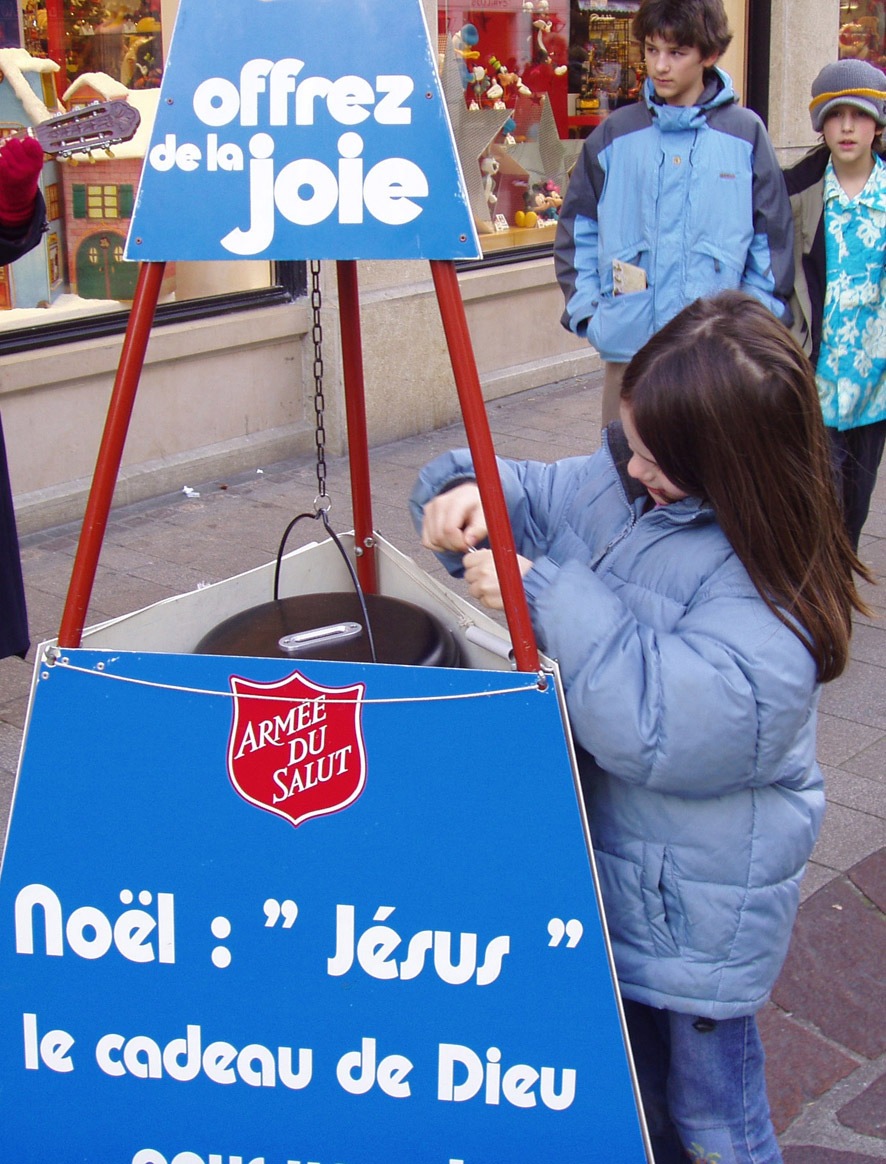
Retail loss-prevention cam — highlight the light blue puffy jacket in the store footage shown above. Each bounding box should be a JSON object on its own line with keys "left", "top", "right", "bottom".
{"left": 554, "top": 70, "right": 794, "bottom": 363}
{"left": 410, "top": 426, "right": 824, "bottom": 1019}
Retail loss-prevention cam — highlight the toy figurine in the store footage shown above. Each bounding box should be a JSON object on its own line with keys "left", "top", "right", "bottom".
{"left": 535, "top": 179, "right": 562, "bottom": 220}
{"left": 523, "top": 0, "right": 568, "bottom": 78}
{"left": 513, "top": 181, "right": 561, "bottom": 229}
{"left": 451, "top": 23, "right": 481, "bottom": 86}
{"left": 480, "top": 155, "right": 500, "bottom": 210}
{"left": 487, "top": 54, "right": 532, "bottom": 110}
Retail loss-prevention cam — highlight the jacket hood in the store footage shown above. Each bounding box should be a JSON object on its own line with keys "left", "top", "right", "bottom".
{"left": 643, "top": 66, "right": 735, "bottom": 131}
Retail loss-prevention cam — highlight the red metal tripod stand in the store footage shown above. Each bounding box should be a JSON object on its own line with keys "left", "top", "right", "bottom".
{"left": 57, "top": 260, "right": 540, "bottom": 672}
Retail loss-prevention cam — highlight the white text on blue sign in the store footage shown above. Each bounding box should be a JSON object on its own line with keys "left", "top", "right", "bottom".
{"left": 150, "top": 61, "right": 428, "bottom": 253}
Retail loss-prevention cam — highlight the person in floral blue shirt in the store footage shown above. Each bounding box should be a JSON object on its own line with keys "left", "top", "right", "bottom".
{"left": 784, "top": 58, "right": 886, "bottom": 550}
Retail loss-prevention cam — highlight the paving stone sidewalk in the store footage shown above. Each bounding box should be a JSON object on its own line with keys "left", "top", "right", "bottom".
{"left": 0, "top": 371, "right": 883, "bottom": 1160}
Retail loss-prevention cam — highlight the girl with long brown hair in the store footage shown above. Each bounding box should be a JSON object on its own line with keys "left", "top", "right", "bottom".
{"left": 411, "top": 291, "right": 871, "bottom": 1164}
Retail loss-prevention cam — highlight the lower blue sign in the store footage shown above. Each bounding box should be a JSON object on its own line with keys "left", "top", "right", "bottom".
{"left": 0, "top": 649, "right": 648, "bottom": 1163}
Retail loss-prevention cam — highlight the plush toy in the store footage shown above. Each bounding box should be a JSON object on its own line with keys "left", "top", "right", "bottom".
{"left": 0, "top": 137, "right": 44, "bottom": 231}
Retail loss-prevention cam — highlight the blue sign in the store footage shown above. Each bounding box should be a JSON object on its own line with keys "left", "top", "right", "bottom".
{"left": 125, "top": 0, "right": 481, "bottom": 261}
{"left": 0, "top": 648, "right": 649, "bottom": 1163}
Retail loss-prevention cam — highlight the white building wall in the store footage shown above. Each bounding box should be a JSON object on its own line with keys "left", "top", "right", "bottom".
{"left": 769, "top": 0, "right": 839, "bottom": 165}
{"left": 5, "top": 258, "right": 595, "bottom": 533}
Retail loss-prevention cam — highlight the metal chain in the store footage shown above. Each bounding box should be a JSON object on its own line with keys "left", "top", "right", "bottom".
{"left": 309, "top": 259, "right": 330, "bottom": 512}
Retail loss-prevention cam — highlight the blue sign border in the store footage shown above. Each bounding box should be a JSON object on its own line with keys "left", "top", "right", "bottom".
{"left": 126, "top": 0, "right": 481, "bottom": 261}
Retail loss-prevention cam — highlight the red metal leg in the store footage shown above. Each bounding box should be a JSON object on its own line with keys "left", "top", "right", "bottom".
{"left": 57, "top": 262, "right": 166, "bottom": 648}
{"left": 430, "top": 260, "right": 540, "bottom": 673}
{"left": 56, "top": 258, "right": 539, "bottom": 672}
{"left": 336, "top": 261, "right": 377, "bottom": 594}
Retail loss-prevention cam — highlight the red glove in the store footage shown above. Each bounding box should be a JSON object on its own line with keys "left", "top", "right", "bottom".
{"left": 0, "top": 136, "right": 44, "bottom": 228}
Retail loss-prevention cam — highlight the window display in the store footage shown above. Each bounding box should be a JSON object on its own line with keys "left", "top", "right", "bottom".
{"left": 570, "top": 6, "right": 643, "bottom": 119}
{"left": 437, "top": 2, "right": 642, "bottom": 256}
{"left": 0, "top": 0, "right": 277, "bottom": 340}
{"left": 0, "top": 0, "right": 650, "bottom": 333}
{"left": 438, "top": 2, "right": 575, "bottom": 253}
{"left": 21, "top": 0, "right": 163, "bottom": 88}
{"left": 0, "top": 0, "right": 774, "bottom": 335}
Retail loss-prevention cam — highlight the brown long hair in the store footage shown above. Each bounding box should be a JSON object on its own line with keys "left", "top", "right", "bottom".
{"left": 621, "top": 292, "right": 872, "bottom": 682}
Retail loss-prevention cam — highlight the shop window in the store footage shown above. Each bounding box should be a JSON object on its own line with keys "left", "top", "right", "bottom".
{"left": 21, "top": 0, "right": 164, "bottom": 90}
{"left": 569, "top": 4, "right": 643, "bottom": 124}
{"left": 0, "top": 0, "right": 299, "bottom": 348}
{"left": 838, "top": 0, "right": 886, "bottom": 70}
{"left": 438, "top": 2, "right": 641, "bottom": 260}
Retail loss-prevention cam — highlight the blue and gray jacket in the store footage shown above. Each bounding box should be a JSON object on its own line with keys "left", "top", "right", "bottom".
{"left": 554, "top": 70, "right": 795, "bottom": 362}
{"left": 410, "top": 426, "right": 824, "bottom": 1018}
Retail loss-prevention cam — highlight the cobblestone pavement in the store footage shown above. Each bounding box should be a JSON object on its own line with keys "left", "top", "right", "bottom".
{"left": 1, "top": 370, "right": 883, "bottom": 1160}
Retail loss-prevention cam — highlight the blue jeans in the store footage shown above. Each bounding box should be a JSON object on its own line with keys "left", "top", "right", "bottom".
{"left": 623, "top": 999, "right": 782, "bottom": 1164}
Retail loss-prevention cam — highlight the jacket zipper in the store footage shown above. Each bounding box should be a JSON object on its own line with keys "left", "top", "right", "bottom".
{"left": 590, "top": 457, "right": 640, "bottom": 569}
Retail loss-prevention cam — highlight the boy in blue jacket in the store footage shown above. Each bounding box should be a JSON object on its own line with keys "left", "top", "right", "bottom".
{"left": 555, "top": 0, "right": 794, "bottom": 426}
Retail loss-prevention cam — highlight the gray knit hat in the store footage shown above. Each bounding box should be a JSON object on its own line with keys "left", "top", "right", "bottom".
{"left": 810, "top": 59, "right": 886, "bottom": 133}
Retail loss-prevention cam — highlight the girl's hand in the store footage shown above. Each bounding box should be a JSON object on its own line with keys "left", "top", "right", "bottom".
{"left": 421, "top": 483, "right": 488, "bottom": 553}
{"left": 462, "top": 548, "right": 533, "bottom": 610}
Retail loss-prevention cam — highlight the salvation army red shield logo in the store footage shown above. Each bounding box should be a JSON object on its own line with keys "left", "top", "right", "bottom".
{"left": 227, "top": 670, "right": 366, "bottom": 828}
